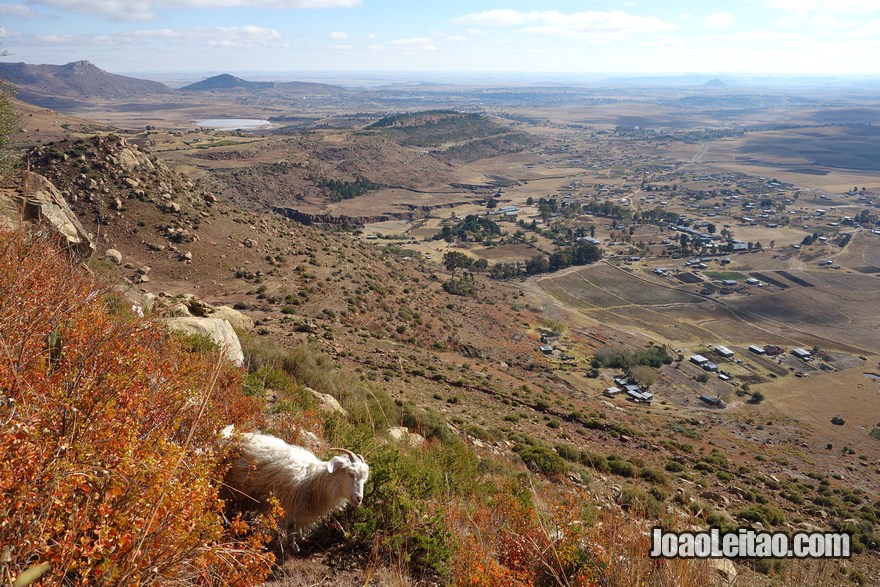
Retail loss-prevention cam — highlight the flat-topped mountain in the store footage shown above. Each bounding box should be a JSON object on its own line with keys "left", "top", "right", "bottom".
{"left": 0, "top": 60, "right": 172, "bottom": 108}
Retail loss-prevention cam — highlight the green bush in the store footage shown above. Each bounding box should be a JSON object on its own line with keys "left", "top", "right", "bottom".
{"left": 442, "top": 278, "right": 475, "bottom": 297}
{"left": 665, "top": 460, "right": 686, "bottom": 473}
{"left": 701, "top": 451, "right": 728, "bottom": 467}
{"left": 694, "top": 462, "right": 715, "bottom": 474}
{"left": 325, "top": 423, "right": 483, "bottom": 577}
{"left": 640, "top": 467, "right": 667, "bottom": 485}
{"left": 607, "top": 457, "right": 637, "bottom": 478}
{"left": 617, "top": 487, "right": 662, "bottom": 518}
{"left": 400, "top": 404, "right": 455, "bottom": 443}
{"left": 242, "top": 366, "right": 295, "bottom": 396}
{"left": 736, "top": 504, "right": 785, "bottom": 526}
{"left": 579, "top": 450, "right": 609, "bottom": 473}
{"left": 554, "top": 443, "right": 580, "bottom": 463}
{"left": 516, "top": 444, "right": 567, "bottom": 476}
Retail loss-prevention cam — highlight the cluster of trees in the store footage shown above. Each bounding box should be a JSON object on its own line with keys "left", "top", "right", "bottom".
{"left": 583, "top": 200, "right": 632, "bottom": 220}
{"left": 488, "top": 242, "right": 602, "bottom": 279}
{"left": 433, "top": 214, "right": 502, "bottom": 243}
{"left": 801, "top": 232, "right": 822, "bottom": 245}
{"left": 442, "top": 251, "right": 489, "bottom": 276}
{"left": 638, "top": 207, "right": 681, "bottom": 225}
{"left": 314, "top": 176, "right": 381, "bottom": 202}
{"left": 592, "top": 345, "right": 673, "bottom": 370}
{"left": 856, "top": 209, "right": 879, "bottom": 226}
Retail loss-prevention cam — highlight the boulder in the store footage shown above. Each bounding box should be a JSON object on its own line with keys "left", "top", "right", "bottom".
{"left": 305, "top": 387, "right": 348, "bottom": 417}
{"left": 163, "top": 303, "right": 193, "bottom": 318}
{"left": 709, "top": 558, "right": 737, "bottom": 586}
{"left": 700, "top": 490, "right": 729, "bottom": 506}
{"left": 161, "top": 317, "right": 244, "bottom": 366}
{"left": 105, "top": 248, "right": 123, "bottom": 265}
{"left": 116, "top": 147, "right": 155, "bottom": 172}
{"left": 210, "top": 305, "right": 254, "bottom": 331}
{"left": 0, "top": 172, "right": 94, "bottom": 258}
{"left": 386, "top": 426, "right": 426, "bottom": 448}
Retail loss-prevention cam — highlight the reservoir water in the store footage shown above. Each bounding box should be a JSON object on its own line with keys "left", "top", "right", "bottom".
{"left": 195, "top": 119, "right": 271, "bottom": 130}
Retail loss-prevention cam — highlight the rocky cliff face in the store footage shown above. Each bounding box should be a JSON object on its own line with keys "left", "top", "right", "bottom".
{"left": 0, "top": 171, "right": 94, "bottom": 258}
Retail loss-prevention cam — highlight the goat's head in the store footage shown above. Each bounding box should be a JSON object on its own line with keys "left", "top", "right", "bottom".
{"left": 327, "top": 448, "right": 369, "bottom": 507}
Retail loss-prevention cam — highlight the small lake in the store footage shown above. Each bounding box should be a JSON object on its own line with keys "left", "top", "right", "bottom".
{"left": 195, "top": 118, "right": 272, "bottom": 130}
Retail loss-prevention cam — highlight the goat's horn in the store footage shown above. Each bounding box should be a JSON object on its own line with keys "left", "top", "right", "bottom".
{"left": 330, "top": 447, "right": 359, "bottom": 462}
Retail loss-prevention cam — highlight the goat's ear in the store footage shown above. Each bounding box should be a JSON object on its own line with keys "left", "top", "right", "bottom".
{"left": 327, "top": 455, "right": 348, "bottom": 473}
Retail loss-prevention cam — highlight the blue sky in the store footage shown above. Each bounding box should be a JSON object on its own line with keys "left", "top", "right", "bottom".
{"left": 1, "top": 1, "right": 879, "bottom": 78}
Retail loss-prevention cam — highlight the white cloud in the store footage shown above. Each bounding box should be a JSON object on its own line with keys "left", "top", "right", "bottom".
{"left": 160, "top": 0, "right": 360, "bottom": 6}
{"left": 30, "top": 0, "right": 154, "bottom": 21}
{"left": 27, "top": 0, "right": 361, "bottom": 21}
{"left": 849, "top": 16, "right": 880, "bottom": 37}
{"left": 762, "top": 0, "right": 880, "bottom": 13}
{"left": 330, "top": 31, "right": 348, "bottom": 40}
{"left": 130, "top": 25, "right": 287, "bottom": 47}
{"left": 388, "top": 37, "right": 437, "bottom": 51}
{"left": 702, "top": 12, "right": 735, "bottom": 28}
{"left": 451, "top": 9, "right": 676, "bottom": 41}
{"left": 32, "top": 32, "right": 122, "bottom": 44}
{"left": 716, "top": 29, "right": 804, "bottom": 43}
{"left": 0, "top": 3, "right": 40, "bottom": 17}
{"left": 643, "top": 36, "right": 687, "bottom": 48}
{"left": 453, "top": 9, "right": 530, "bottom": 27}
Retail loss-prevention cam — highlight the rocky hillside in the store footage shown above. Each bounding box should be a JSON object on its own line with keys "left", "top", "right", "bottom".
{"left": 12, "top": 129, "right": 880, "bottom": 586}
{"left": 163, "top": 130, "right": 463, "bottom": 212}
{"left": 0, "top": 60, "right": 172, "bottom": 109}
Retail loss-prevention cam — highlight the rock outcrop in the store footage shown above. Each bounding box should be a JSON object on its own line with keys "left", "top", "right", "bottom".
{"left": 161, "top": 316, "right": 244, "bottom": 367}
{"left": 305, "top": 387, "right": 348, "bottom": 417}
{"left": 0, "top": 171, "right": 93, "bottom": 258}
{"left": 386, "top": 426, "right": 426, "bottom": 448}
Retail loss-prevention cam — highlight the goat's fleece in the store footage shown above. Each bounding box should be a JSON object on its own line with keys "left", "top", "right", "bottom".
{"left": 220, "top": 425, "right": 369, "bottom": 536}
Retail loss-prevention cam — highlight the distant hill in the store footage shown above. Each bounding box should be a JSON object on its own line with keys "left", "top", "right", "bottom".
{"left": 182, "top": 73, "right": 346, "bottom": 95}
{"left": 0, "top": 60, "right": 173, "bottom": 109}
{"left": 703, "top": 78, "right": 727, "bottom": 88}
{"left": 181, "top": 74, "right": 273, "bottom": 91}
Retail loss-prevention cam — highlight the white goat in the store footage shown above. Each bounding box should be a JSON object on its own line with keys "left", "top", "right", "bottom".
{"left": 219, "top": 425, "right": 369, "bottom": 539}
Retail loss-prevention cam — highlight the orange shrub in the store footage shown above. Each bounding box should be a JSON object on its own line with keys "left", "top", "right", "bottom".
{"left": 0, "top": 231, "right": 272, "bottom": 586}
{"left": 451, "top": 480, "right": 712, "bottom": 587}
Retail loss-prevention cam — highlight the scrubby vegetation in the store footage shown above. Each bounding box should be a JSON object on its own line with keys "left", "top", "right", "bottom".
{"left": 0, "top": 229, "right": 728, "bottom": 586}
{"left": 0, "top": 230, "right": 273, "bottom": 585}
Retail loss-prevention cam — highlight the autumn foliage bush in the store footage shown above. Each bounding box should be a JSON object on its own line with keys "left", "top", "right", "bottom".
{"left": 452, "top": 481, "right": 713, "bottom": 587}
{"left": 0, "top": 231, "right": 273, "bottom": 586}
